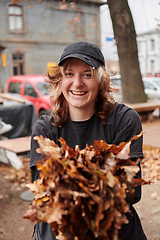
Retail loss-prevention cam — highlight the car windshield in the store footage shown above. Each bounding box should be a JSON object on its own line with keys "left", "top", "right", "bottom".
{"left": 153, "top": 80, "right": 160, "bottom": 88}
{"left": 35, "top": 82, "right": 49, "bottom": 95}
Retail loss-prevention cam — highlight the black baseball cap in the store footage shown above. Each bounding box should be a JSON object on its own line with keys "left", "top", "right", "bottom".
{"left": 58, "top": 41, "right": 105, "bottom": 69}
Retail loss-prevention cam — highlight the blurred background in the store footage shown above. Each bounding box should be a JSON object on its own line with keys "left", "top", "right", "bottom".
{"left": 1, "top": 1, "right": 160, "bottom": 240}
{"left": 1, "top": 0, "right": 160, "bottom": 106}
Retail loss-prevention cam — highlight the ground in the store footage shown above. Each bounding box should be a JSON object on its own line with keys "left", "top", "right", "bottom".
{"left": 0, "top": 146, "right": 160, "bottom": 240}
{"left": 0, "top": 157, "right": 35, "bottom": 240}
{"left": 135, "top": 184, "right": 160, "bottom": 240}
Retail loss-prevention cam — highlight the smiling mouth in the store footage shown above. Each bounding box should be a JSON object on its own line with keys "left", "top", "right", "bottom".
{"left": 71, "top": 90, "right": 87, "bottom": 95}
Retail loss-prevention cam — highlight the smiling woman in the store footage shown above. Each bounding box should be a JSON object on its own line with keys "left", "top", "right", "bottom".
{"left": 60, "top": 58, "right": 100, "bottom": 121}
{"left": 30, "top": 41, "right": 147, "bottom": 240}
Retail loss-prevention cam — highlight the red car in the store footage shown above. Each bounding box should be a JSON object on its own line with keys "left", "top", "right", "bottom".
{"left": 5, "top": 75, "right": 51, "bottom": 116}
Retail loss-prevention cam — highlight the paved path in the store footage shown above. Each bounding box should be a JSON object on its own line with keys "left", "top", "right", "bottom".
{"left": 142, "top": 117, "right": 160, "bottom": 149}
{"left": 135, "top": 115, "right": 160, "bottom": 240}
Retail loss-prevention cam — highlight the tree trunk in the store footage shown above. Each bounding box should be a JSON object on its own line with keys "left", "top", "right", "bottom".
{"left": 107, "top": 0, "right": 147, "bottom": 103}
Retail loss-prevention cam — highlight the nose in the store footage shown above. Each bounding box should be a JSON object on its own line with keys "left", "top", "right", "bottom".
{"left": 73, "top": 74, "right": 83, "bottom": 88}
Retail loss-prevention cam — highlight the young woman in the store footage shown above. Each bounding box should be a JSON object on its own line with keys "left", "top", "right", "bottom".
{"left": 30, "top": 41, "right": 147, "bottom": 240}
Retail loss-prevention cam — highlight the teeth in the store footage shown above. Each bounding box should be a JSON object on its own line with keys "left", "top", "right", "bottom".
{"left": 71, "top": 91, "right": 86, "bottom": 95}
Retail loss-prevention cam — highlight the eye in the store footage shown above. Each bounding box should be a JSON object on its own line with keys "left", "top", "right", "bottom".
{"left": 84, "top": 73, "right": 92, "bottom": 78}
{"left": 64, "top": 71, "right": 73, "bottom": 78}
{"left": 84, "top": 72, "right": 92, "bottom": 79}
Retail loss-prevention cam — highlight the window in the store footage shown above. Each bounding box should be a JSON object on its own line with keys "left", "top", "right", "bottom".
{"left": 150, "top": 39, "right": 155, "bottom": 51}
{"left": 74, "top": 12, "right": 85, "bottom": 37}
{"left": 9, "top": 82, "right": 21, "bottom": 93}
{"left": 143, "top": 81, "right": 156, "bottom": 90}
{"left": 12, "top": 53, "right": 25, "bottom": 75}
{"left": 24, "top": 83, "right": 38, "bottom": 97}
{"left": 35, "top": 82, "right": 49, "bottom": 95}
{"left": 137, "top": 42, "right": 141, "bottom": 52}
{"left": 8, "top": 4, "right": 24, "bottom": 33}
{"left": 150, "top": 60, "right": 155, "bottom": 72}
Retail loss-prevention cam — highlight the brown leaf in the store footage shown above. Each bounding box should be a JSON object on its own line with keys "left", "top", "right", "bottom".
{"left": 24, "top": 133, "right": 149, "bottom": 240}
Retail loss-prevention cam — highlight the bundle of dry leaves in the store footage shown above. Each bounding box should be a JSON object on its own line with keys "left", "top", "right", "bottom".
{"left": 23, "top": 133, "right": 149, "bottom": 240}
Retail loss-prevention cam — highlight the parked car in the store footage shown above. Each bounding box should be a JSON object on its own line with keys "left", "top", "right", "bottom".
{"left": 5, "top": 75, "right": 51, "bottom": 116}
{"left": 110, "top": 78, "right": 122, "bottom": 92}
{"left": 142, "top": 77, "right": 160, "bottom": 99}
{"left": 110, "top": 76, "right": 123, "bottom": 102}
{"left": 143, "top": 72, "right": 160, "bottom": 77}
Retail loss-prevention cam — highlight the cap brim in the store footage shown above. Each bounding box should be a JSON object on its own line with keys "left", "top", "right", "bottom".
{"left": 58, "top": 53, "right": 100, "bottom": 69}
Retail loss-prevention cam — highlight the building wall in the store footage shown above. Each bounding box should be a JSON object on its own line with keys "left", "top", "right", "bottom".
{"left": 137, "top": 31, "right": 160, "bottom": 75}
{"left": 0, "top": 0, "right": 103, "bottom": 91}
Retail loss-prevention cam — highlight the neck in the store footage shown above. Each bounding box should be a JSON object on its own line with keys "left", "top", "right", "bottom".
{"left": 69, "top": 107, "right": 95, "bottom": 121}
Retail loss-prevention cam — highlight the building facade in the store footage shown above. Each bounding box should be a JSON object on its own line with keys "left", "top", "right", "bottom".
{"left": 137, "top": 30, "right": 160, "bottom": 76}
{"left": 101, "top": 29, "right": 160, "bottom": 77}
{"left": 0, "top": 0, "right": 104, "bottom": 91}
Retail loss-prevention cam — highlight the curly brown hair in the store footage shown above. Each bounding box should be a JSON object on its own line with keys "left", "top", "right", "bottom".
{"left": 46, "top": 63, "right": 115, "bottom": 127}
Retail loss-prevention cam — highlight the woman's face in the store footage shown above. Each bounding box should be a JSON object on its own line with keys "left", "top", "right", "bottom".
{"left": 61, "top": 58, "right": 99, "bottom": 116}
